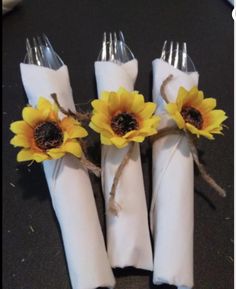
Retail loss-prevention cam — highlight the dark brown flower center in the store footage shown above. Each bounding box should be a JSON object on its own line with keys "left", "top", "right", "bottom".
{"left": 111, "top": 112, "right": 139, "bottom": 136}
{"left": 181, "top": 106, "right": 203, "bottom": 129}
{"left": 34, "top": 121, "right": 63, "bottom": 150}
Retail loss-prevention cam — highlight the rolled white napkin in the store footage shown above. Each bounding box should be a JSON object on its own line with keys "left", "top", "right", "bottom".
{"left": 20, "top": 63, "right": 115, "bottom": 289}
{"left": 94, "top": 60, "right": 153, "bottom": 270}
{"left": 151, "top": 59, "right": 199, "bottom": 288}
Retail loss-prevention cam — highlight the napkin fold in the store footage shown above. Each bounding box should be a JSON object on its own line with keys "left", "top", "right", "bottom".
{"left": 94, "top": 60, "right": 153, "bottom": 270}
{"left": 20, "top": 63, "right": 115, "bottom": 289}
{"left": 151, "top": 59, "right": 199, "bottom": 288}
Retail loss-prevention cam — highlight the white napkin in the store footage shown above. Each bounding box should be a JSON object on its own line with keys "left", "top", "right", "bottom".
{"left": 151, "top": 59, "right": 199, "bottom": 288}
{"left": 20, "top": 63, "right": 115, "bottom": 289}
{"left": 94, "top": 60, "right": 153, "bottom": 270}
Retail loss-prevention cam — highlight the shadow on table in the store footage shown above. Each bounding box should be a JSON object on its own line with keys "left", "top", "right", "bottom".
{"left": 195, "top": 189, "right": 216, "bottom": 210}
{"left": 16, "top": 163, "right": 50, "bottom": 201}
{"left": 98, "top": 267, "right": 177, "bottom": 288}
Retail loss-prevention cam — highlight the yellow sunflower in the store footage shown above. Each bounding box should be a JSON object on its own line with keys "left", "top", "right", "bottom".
{"left": 89, "top": 87, "right": 160, "bottom": 148}
{"left": 165, "top": 86, "right": 228, "bottom": 139}
{"left": 10, "top": 97, "right": 88, "bottom": 162}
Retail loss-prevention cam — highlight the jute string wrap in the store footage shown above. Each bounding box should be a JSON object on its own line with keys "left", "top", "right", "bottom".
{"left": 52, "top": 80, "right": 226, "bottom": 218}
{"left": 152, "top": 76, "right": 226, "bottom": 198}
{"left": 108, "top": 142, "right": 136, "bottom": 216}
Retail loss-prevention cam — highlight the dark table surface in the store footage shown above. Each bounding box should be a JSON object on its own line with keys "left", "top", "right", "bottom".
{"left": 2, "top": 0, "right": 234, "bottom": 288}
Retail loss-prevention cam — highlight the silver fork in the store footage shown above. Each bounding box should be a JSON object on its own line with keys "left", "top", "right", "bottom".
{"left": 24, "top": 34, "right": 64, "bottom": 70}
{"left": 97, "top": 31, "right": 135, "bottom": 64}
{"left": 160, "top": 40, "right": 196, "bottom": 72}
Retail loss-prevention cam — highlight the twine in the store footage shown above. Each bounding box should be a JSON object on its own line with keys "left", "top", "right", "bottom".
{"left": 151, "top": 126, "right": 182, "bottom": 142}
{"left": 51, "top": 81, "right": 226, "bottom": 217}
{"left": 160, "top": 74, "right": 173, "bottom": 103}
{"left": 51, "top": 93, "right": 92, "bottom": 122}
{"left": 80, "top": 154, "right": 101, "bottom": 177}
{"left": 108, "top": 142, "right": 135, "bottom": 216}
{"left": 186, "top": 132, "right": 226, "bottom": 197}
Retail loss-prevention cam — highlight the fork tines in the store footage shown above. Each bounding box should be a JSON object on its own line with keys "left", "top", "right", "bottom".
{"left": 100, "top": 31, "right": 126, "bottom": 62}
{"left": 25, "top": 34, "right": 63, "bottom": 69}
{"left": 26, "top": 34, "right": 54, "bottom": 67}
{"left": 161, "top": 40, "right": 187, "bottom": 71}
{"left": 26, "top": 34, "right": 53, "bottom": 51}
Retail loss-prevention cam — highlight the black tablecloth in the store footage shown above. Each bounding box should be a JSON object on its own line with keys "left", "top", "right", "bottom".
{"left": 2, "top": 0, "right": 234, "bottom": 288}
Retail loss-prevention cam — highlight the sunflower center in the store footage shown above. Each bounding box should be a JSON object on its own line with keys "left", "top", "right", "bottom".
{"left": 181, "top": 106, "right": 203, "bottom": 129}
{"left": 34, "top": 121, "right": 63, "bottom": 150}
{"left": 111, "top": 112, "right": 139, "bottom": 136}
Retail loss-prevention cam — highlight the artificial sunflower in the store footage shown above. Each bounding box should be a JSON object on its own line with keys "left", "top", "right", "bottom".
{"left": 89, "top": 87, "right": 160, "bottom": 148}
{"left": 165, "top": 86, "right": 228, "bottom": 139}
{"left": 10, "top": 97, "right": 88, "bottom": 162}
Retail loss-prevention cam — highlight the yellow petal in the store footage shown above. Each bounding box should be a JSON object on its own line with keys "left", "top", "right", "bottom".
{"left": 210, "top": 127, "right": 224, "bottom": 134}
{"left": 60, "top": 117, "right": 78, "bottom": 130}
{"left": 17, "top": 149, "right": 49, "bottom": 162}
{"left": 37, "top": 97, "right": 52, "bottom": 111}
{"left": 117, "top": 87, "right": 129, "bottom": 95}
{"left": 10, "top": 135, "right": 31, "bottom": 148}
{"left": 33, "top": 152, "right": 50, "bottom": 162}
{"left": 69, "top": 126, "right": 88, "bottom": 138}
{"left": 166, "top": 103, "right": 185, "bottom": 129}
{"left": 130, "top": 93, "right": 145, "bottom": 113}
{"left": 63, "top": 140, "right": 82, "bottom": 158}
{"left": 207, "top": 110, "right": 228, "bottom": 125}
{"left": 47, "top": 149, "right": 65, "bottom": 159}
{"left": 199, "top": 131, "right": 215, "bottom": 139}
{"left": 10, "top": 120, "right": 33, "bottom": 136}
{"left": 130, "top": 136, "right": 145, "bottom": 143}
{"left": 142, "top": 116, "right": 160, "bottom": 129}
{"left": 101, "top": 134, "right": 112, "bottom": 145}
{"left": 89, "top": 121, "right": 102, "bottom": 133}
{"left": 61, "top": 117, "right": 88, "bottom": 138}
{"left": 123, "top": 130, "right": 138, "bottom": 139}
{"left": 110, "top": 137, "right": 128, "bottom": 148}
{"left": 108, "top": 92, "right": 120, "bottom": 114}
{"left": 17, "top": 149, "right": 34, "bottom": 162}
{"left": 89, "top": 121, "right": 113, "bottom": 137}
{"left": 91, "top": 113, "right": 109, "bottom": 125}
{"left": 186, "top": 123, "right": 214, "bottom": 139}
{"left": 48, "top": 110, "right": 59, "bottom": 122}
{"left": 100, "top": 91, "right": 110, "bottom": 101}
{"left": 172, "top": 112, "right": 186, "bottom": 129}
{"left": 37, "top": 97, "right": 58, "bottom": 121}
{"left": 176, "top": 86, "right": 188, "bottom": 110}
{"left": 184, "top": 87, "right": 203, "bottom": 107}
{"left": 139, "top": 102, "right": 156, "bottom": 119}
{"left": 91, "top": 114, "right": 113, "bottom": 134}
{"left": 199, "top": 98, "right": 216, "bottom": 113}
{"left": 22, "top": 107, "right": 48, "bottom": 127}
{"left": 119, "top": 90, "right": 134, "bottom": 111}
{"left": 138, "top": 127, "right": 157, "bottom": 136}
{"left": 91, "top": 99, "right": 109, "bottom": 116}
{"left": 166, "top": 103, "right": 178, "bottom": 115}
{"left": 185, "top": 123, "right": 201, "bottom": 136}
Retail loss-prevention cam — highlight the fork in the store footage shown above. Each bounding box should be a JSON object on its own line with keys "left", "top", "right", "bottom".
{"left": 24, "top": 34, "right": 64, "bottom": 70}
{"left": 97, "top": 31, "right": 135, "bottom": 64}
{"left": 160, "top": 40, "right": 196, "bottom": 72}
